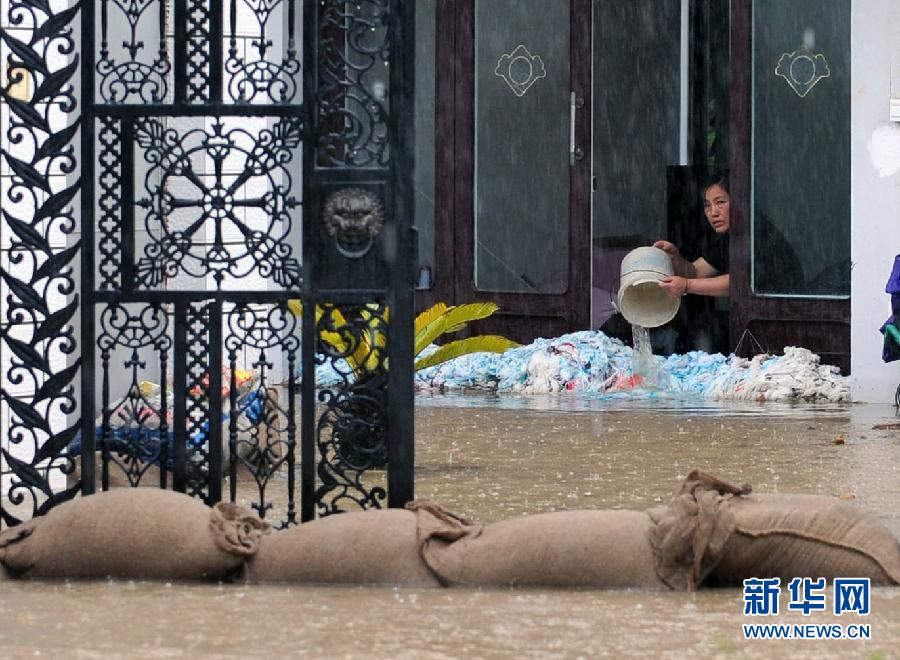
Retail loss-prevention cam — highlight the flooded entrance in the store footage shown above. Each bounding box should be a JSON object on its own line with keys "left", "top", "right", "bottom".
{"left": 2, "top": 396, "right": 898, "bottom": 658}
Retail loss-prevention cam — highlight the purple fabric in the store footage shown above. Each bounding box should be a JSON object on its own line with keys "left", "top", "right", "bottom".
{"left": 881, "top": 254, "right": 900, "bottom": 362}
{"left": 887, "top": 254, "right": 900, "bottom": 295}
{"left": 888, "top": 254, "right": 900, "bottom": 319}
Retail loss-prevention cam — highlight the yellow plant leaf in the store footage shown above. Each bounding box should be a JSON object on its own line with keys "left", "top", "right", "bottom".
{"left": 287, "top": 300, "right": 516, "bottom": 380}
{"left": 292, "top": 302, "right": 367, "bottom": 375}
{"left": 414, "top": 335, "right": 519, "bottom": 371}
{"left": 356, "top": 305, "right": 388, "bottom": 372}
{"left": 414, "top": 302, "right": 499, "bottom": 357}
{"left": 414, "top": 302, "right": 448, "bottom": 336}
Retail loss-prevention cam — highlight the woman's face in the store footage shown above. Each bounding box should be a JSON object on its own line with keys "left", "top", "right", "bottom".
{"left": 703, "top": 183, "right": 731, "bottom": 234}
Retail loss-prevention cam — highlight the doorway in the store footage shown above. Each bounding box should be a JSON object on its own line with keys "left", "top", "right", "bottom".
{"left": 422, "top": 0, "right": 591, "bottom": 343}
{"left": 423, "top": 0, "right": 730, "bottom": 351}
{"left": 592, "top": 0, "right": 731, "bottom": 355}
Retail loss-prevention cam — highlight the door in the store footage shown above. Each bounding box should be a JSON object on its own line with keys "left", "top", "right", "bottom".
{"left": 729, "top": 0, "right": 851, "bottom": 373}
{"left": 422, "top": 0, "right": 591, "bottom": 343}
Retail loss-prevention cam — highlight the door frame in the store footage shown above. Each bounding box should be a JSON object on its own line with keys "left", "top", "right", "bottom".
{"left": 421, "top": 0, "right": 591, "bottom": 339}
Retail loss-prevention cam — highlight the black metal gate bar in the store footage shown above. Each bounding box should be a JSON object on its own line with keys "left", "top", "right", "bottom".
{"left": 119, "top": 120, "right": 136, "bottom": 292}
{"left": 173, "top": 0, "right": 188, "bottom": 103}
{"left": 80, "top": 0, "right": 99, "bottom": 497}
{"left": 386, "top": 0, "right": 416, "bottom": 507}
{"left": 207, "top": 298, "right": 223, "bottom": 504}
{"left": 208, "top": 2, "right": 223, "bottom": 104}
{"left": 300, "top": 298, "right": 315, "bottom": 522}
{"left": 300, "top": 0, "right": 317, "bottom": 524}
{"left": 172, "top": 302, "right": 188, "bottom": 492}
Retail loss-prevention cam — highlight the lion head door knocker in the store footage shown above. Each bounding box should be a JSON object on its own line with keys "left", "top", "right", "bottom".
{"left": 495, "top": 44, "right": 546, "bottom": 97}
{"left": 323, "top": 188, "right": 385, "bottom": 258}
{"left": 775, "top": 29, "right": 830, "bottom": 98}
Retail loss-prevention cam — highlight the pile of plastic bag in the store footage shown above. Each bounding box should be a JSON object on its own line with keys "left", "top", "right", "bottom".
{"left": 68, "top": 368, "right": 266, "bottom": 462}
{"left": 408, "top": 331, "right": 850, "bottom": 403}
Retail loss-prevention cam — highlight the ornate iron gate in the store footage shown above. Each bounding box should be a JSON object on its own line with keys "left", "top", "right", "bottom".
{"left": 0, "top": 0, "right": 415, "bottom": 528}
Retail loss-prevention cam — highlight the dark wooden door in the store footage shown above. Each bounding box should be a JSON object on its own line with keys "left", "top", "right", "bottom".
{"left": 421, "top": 0, "right": 591, "bottom": 343}
{"left": 729, "top": 0, "right": 851, "bottom": 373}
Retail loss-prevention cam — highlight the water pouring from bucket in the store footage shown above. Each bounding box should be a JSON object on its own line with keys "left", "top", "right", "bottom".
{"left": 616, "top": 247, "right": 680, "bottom": 389}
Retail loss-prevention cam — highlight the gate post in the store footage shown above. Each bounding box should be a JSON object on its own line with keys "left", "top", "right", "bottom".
{"left": 301, "top": 0, "right": 417, "bottom": 519}
{"left": 386, "top": 0, "right": 416, "bottom": 508}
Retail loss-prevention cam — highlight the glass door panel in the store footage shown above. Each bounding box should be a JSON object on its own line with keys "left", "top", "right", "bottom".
{"left": 751, "top": 0, "right": 850, "bottom": 297}
{"left": 473, "top": 0, "right": 570, "bottom": 294}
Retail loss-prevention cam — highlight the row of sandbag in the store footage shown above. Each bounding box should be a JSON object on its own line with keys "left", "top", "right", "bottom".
{"left": 1, "top": 471, "right": 898, "bottom": 588}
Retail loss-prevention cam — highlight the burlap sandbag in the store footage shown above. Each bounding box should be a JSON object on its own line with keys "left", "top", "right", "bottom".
{"left": 708, "top": 493, "right": 900, "bottom": 586}
{"left": 245, "top": 508, "right": 441, "bottom": 586}
{"left": 648, "top": 470, "right": 900, "bottom": 589}
{"left": 648, "top": 469, "right": 751, "bottom": 591}
{"left": 0, "top": 490, "right": 269, "bottom": 581}
{"left": 409, "top": 500, "right": 667, "bottom": 589}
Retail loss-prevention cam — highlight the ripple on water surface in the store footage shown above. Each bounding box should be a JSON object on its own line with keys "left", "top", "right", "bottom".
{"left": 2, "top": 397, "right": 898, "bottom": 658}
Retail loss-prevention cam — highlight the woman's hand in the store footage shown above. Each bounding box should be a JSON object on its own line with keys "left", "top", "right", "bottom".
{"left": 652, "top": 241, "right": 697, "bottom": 279}
{"left": 658, "top": 276, "right": 689, "bottom": 297}
{"left": 652, "top": 240, "right": 680, "bottom": 258}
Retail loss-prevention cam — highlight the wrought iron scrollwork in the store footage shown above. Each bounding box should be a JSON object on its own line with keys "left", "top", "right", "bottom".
{"left": 1, "top": 0, "right": 82, "bottom": 526}
{"left": 314, "top": 303, "right": 389, "bottom": 515}
{"left": 225, "top": 303, "right": 297, "bottom": 524}
{"left": 226, "top": 0, "right": 301, "bottom": 104}
{"left": 97, "top": 0, "right": 171, "bottom": 104}
{"left": 2, "top": 0, "right": 413, "bottom": 528}
{"left": 317, "top": 0, "right": 390, "bottom": 167}
{"left": 96, "top": 304, "right": 171, "bottom": 487}
{"left": 133, "top": 117, "right": 303, "bottom": 289}
{"left": 322, "top": 187, "right": 384, "bottom": 258}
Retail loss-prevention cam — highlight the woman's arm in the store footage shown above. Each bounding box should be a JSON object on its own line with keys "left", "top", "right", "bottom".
{"left": 657, "top": 272, "right": 730, "bottom": 298}
{"left": 691, "top": 257, "right": 720, "bottom": 279}
{"left": 686, "top": 273, "right": 729, "bottom": 297}
{"left": 652, "top": 240, "right": 697, "bottom": 278}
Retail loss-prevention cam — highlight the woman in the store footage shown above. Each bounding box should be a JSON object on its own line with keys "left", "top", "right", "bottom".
{"left": 654, "top": 173, "right": 730, "bottom": 298}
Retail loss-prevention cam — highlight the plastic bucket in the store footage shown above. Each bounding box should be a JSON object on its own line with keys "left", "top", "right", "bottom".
{"left": 616, "top": 247, "right": 681, "bottom": 328}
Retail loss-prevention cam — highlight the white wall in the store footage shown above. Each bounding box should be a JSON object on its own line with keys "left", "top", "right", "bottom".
{"left": 850, "top": 0, "right": 900, "bottom": 402}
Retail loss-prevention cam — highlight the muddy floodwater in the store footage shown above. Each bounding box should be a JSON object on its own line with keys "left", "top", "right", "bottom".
{"left": 2, "top": 394, "right": 899, "bottom": 659}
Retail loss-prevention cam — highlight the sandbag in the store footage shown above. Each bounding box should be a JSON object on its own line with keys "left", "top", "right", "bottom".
{"left": 708, "top": 493, "right": 900, "bottom": 587}
{"left": 410, "top": 500, "right": 667, "bottom": 589}
{"left": 648, "top": 469, "right": 751, "bottom": 590}
{"left": 648, "top": 470, "right": 900, "bottom": 589}
{"left": 0, "top": 490, "right": 269, "bottom": 581}
{"left": 244, "top": 508, "right": 441, "bottom": 586}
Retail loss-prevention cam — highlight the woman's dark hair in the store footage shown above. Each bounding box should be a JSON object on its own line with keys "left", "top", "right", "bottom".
{"left": 701, "top": 170, "right": 729, "bottom": 197}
